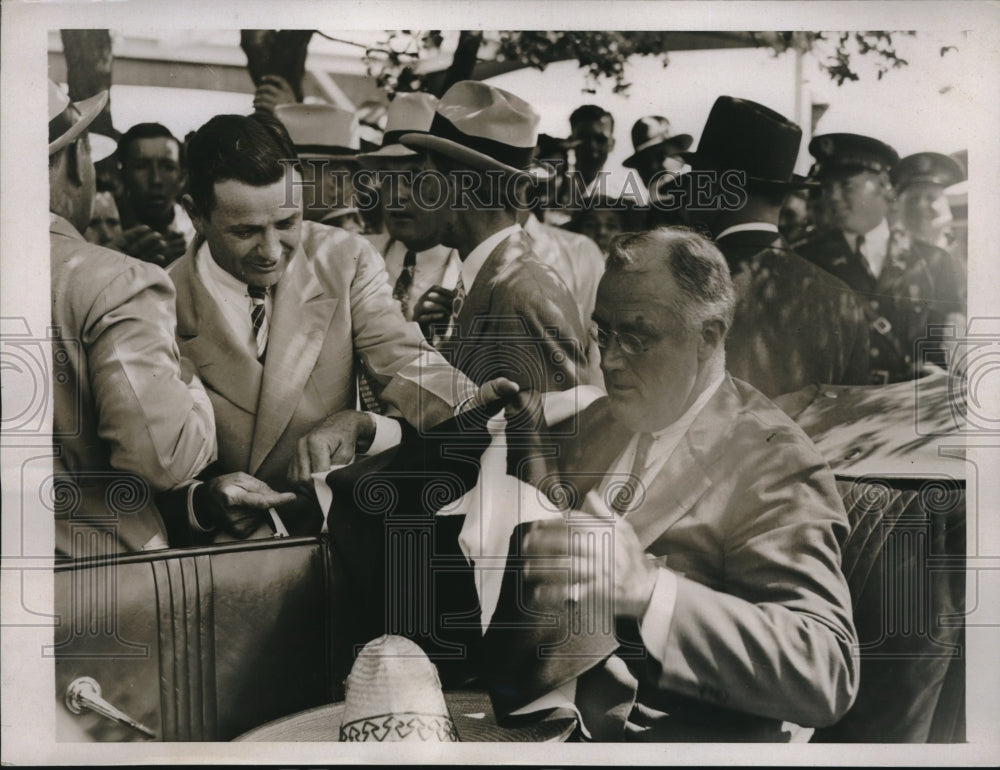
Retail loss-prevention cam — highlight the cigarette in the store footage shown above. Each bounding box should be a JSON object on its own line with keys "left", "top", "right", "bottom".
{"left": 268, "top": 507, "right": 289, "bottom": 538}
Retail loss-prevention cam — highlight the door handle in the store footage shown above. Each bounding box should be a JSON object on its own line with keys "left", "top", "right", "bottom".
{"left": 64, "top": 676, "right": 156, "bottom": 739}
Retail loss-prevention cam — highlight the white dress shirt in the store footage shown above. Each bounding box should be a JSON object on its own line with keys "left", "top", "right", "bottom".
{"left": 588, "top": 372, "right": 725, "bottom": 656}
{"left": 382, "top": 239, "right": 461, "bottom": 321}
{"left": 459, "top": 223, "right": 523, "bottom": 291}
{"left": 843, "top": 217, "right": 891, "bottom": 279}
{"left": 196, "top": 239, "right": 274, "bottom": 355}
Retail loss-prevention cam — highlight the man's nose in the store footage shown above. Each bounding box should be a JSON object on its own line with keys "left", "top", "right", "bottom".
{"left": 599, "top": 339, "right": 627, "bottom": 373}
{"left": 149, "top": 163, "right": 163, "bottom": 186}
{"left": 262, "top": 227, "right": 283, "bottom": 260}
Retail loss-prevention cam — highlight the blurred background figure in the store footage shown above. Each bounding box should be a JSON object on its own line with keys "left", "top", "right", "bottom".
{"left": 891, "top": 151, "right": 965, "bottom": 253}
{"left": 564, "top": 196, "right": 637, "bottom": 256}
{"left": 83, "top": 180, "right": 124, "bottom": 249}
{"left": 276, "top": 103, "right": 365, "bottom": 233}
{"left": 360, "top": 92, "right": 460, "bottom": 330}
{"left": 779, "top": 188, "right": 814, "bottom": 245}
{"left": 116, "top": 122, "right": 194, "bottom": 266}
{"left": 621, "top": 115, "right": 692, "bottom": 206}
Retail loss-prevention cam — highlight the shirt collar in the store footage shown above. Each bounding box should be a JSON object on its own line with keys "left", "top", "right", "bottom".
{"left": 714, "top": 222, "right": 779, "bottom": 240}
{"left": 461, "top": 223, "right": 522, "bottom": 290}
{"left": 843, "top": 218, "right": 890, "bottom": 275}
{"left": 197, "top": 239, "right": 253, "bottom": 298}
{"left": 650, "top": 370, "right": 726, "bottom": 444}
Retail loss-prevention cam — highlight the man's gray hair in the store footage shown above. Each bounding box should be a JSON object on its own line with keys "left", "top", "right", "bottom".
{"left": 606, "top": 227, "right": 736, "bottom": 333}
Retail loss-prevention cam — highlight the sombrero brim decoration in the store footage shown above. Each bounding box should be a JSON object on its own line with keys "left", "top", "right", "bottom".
{"left": 233, "top": 690, "right": 576, "bottom": 742}
{"left": 622, "top": 133, "right": 694, "bottom": 169}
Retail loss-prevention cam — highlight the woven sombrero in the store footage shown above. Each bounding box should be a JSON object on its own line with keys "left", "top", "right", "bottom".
{"left": 235, "top": 635, "right": 575, "bottom": 742}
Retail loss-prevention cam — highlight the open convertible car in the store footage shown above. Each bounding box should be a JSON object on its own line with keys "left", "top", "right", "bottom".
{"left": 53, "top": 370, "right": 967, "bottom": 743}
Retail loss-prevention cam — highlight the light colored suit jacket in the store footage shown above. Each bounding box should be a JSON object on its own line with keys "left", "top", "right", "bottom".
{"left": 436, "top": 231, "right": 587, "bottom": 392}
{"left": 560, "top": 376, "right": 859, "bottom": 739}
{"left": 169, "top": 221, "right": 469, "bottom": 492}
{"left": 50, "top": 214, "right": 216, "bottom": 556}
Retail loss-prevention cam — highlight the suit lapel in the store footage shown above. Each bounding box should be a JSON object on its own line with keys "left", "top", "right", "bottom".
{"left": 172, "top": 254, "right": 262, "bottom": 415}
{"left": 250, "top": 249, "right": 339, "bottom": 473}
{"left": 627, "top": 378, "right": 741, "bottom": 549}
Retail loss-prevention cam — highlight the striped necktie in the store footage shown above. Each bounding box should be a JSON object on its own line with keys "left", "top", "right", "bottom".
{"left": 248, "top": 285, "right": 269, "bottom": 363}
{"left": 392, "top": 249, "right": 417, "bottom": 319}
{"left": 611, "top": 433, "right": 655, "bottom": 515}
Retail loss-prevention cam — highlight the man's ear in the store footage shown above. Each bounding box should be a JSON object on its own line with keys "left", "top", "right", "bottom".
{"left": 698, "top": 318, "right": 726, "bottom": 360}
{"left": 181, "top": 194, "right": 205, "bottom": 235}
{"left": 66, "top": 141, "right": 86, "bottom": 188}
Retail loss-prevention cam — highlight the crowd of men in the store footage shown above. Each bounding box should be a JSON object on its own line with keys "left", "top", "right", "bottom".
{"left": 50, "top": 66, "right": 967, "bottom": 741}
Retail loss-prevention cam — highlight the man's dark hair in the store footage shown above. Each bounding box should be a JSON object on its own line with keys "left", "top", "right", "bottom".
{"left": 570, "top": 104, "right": 615, "bottom": 132}
{"left": 117, "top": 123, "right": 182, "bottom": 164}
{"left": 185, "top": 113, "right": 299, "bottom": 215}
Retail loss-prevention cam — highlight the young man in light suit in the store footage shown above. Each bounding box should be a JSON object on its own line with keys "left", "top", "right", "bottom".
{"left": 518, "top": 228, "right": 858, "bottom": 740}
{"left": 167, "top": 112, "right": 513, "bottom": 539}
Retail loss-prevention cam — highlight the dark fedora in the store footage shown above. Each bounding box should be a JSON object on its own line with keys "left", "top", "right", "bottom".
{"left": 683, "top": 96, "right": 813, "bottom": 188}
{"left": 622, "top": 115, "right": 692, "bottom": 169}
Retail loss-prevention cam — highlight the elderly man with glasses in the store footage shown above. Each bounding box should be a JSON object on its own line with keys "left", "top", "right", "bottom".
{"left": 513, "top": 227, "right": 858, "bottom": 741}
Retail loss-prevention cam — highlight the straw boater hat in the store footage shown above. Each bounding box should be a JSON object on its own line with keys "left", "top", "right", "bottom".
{"left": 275, "top": 103, "right": 361, "bottom": 160}
{"left": 362, "top": 92, "right": 439, "bottom": 159}
{"left": 400, "top": 80, "right": 540, "bottom": 175}
{"left": 48, "top": 79, "right": 109, "bottom": 157}
{"left": 683, "top": 96, "right": 815, "bottom": 189}
{"left": 622, "top": 115, "right": 693, "bottom": 169}
{"left": 233, "top": 634, "right": 576, "bottom": 742}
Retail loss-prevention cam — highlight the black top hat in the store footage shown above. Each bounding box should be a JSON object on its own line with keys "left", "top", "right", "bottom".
{"left": 682, "top": 96, "right": 812, "bottom": 188}
{"left": 892, "top": 152, "right": 965, "bottom": 190}
{"left": 622, "top": 116, "right": 692, "bottom": 169}
{"left": 808, "top": 132, "right": 899, "bottom": 179}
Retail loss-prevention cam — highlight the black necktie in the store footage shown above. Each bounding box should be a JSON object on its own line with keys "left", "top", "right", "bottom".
{"left": 248, "top": 285, "right": 269, "bottom": 363}
{"left": 392, "top": 249, "right": 417, "bottom": 319}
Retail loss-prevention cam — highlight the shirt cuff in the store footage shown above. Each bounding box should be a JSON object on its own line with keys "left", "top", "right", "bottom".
{"left": 364, "top": 413, "right": 402, "bottom": 456}
{"left": 638, "top": 566, "right": 679, "bottom": 659}
{"left": 185, "top": 480, "right": 215, "bottom": 533}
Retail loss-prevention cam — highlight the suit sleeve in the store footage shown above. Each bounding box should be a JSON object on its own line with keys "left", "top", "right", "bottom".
{"left": 641, "top": 439, "right": 859, "bottom": 727}
{"left": 344, "top": 236, "right": 477, "bottom": 428}
{"left": 480, "top": 266, "right": 589, "bottom": 393}
{"left": 83, "top": 263, "right": 217, "bottom": 491}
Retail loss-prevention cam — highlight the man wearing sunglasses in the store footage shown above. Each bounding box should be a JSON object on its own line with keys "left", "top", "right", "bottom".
{"left": 521, "top": 227, "right": 857, "bottom": 740}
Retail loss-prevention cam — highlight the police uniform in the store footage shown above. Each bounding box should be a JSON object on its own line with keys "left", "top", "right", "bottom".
{"left": 799, "top": 133, "right": 965, "bottom": 383}
{"left": 798, "top": 226, "right": 964, "bottom": 383}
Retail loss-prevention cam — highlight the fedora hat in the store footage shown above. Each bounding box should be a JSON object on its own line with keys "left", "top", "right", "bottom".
{"left": 808, "top": 132, "right": 899, "bottom": 180}
{"left": 275, "top": 103, "right": 360, "bottom": 159}
{"left": 362, "top": 92, "right": 439, "bottom": 159}
{"left": 400, "top": 80, "right": 539, "bottom": 175}
{"left": 683, "top": 96, "right": 813, "bottom": 188}
{"left": 892, "top": 152, "right": 965, "bottom": 191}
{"left": 48, "top": 80, "right": 108, "bottom": 156}
{"left": 622, "top": 115, "right": 692, "bottom": 169}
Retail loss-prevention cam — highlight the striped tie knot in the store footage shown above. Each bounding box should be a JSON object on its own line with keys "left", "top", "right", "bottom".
{"left": 248, "top": 284, "right": 269, "bottom": 363}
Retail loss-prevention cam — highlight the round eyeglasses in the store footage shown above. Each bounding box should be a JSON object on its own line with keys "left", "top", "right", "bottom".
{"left": 589, "top": 325, "right": 649, "bottom": 356}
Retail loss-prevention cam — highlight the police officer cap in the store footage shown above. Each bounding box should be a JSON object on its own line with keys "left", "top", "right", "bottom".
{"left": 808, "top": 132, "right": 899, "bottom": 179}
{"left": 892, "top": 152, "right": 965, "bottom": 191}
